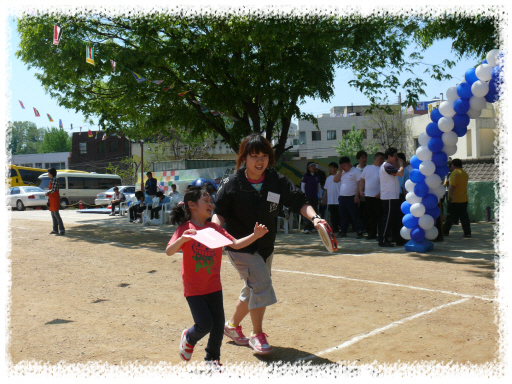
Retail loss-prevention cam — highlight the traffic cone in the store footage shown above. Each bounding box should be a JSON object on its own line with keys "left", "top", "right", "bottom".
{"left": 79, "top": 200, "right": 84, "bottom": 210}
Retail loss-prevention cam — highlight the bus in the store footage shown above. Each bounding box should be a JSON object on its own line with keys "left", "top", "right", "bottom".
{"left": 6, "top": 165, "right": 88, "bottom": 188}
{"left": 38, "top": 172, "right": 122, "bottom": 209}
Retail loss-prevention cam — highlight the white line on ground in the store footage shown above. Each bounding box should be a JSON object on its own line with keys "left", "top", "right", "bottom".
{"left": 298, "top": 297, "right": 470, "bottom": 361}
{"left": 273, "top": 245, "right": 404, "bottom": 256}
{"left": 270, "top": 268, "right": 493, "bottom": 301}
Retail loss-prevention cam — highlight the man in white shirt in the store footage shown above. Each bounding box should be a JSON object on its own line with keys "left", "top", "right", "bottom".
{"left": 378, "top": 147, "right": 405, "bottom": 247}
{"left": 359, "top": 152, "right": 385, "bottom": 240}
{"left": 333, "top": 156, "right": 363, "bottom": 238}
{"left": 322, "top": 162, "right": 342, "bottom": 233}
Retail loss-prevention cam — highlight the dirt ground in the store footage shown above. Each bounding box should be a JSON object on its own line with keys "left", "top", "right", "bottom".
{"left": 6, "top": 212, "right": 499, "bottom": 373}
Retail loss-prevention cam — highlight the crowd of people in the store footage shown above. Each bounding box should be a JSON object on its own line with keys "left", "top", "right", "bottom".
{"left": 303, "top": 148, "right": 471, "bottom": 247}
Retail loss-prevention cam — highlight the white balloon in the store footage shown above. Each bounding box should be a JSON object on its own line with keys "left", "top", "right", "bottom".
{"left": 425, "top": 174, "right": 442, "bottom": 189}
{"left": 433, "top": 185, "right": 446, "bottom": 199}
{"left": 439, "top": 100, "right": 456, "bottom": 118}
{"left": 443, "top": 144, "right": 457, "bottom": 157}
{"left": 469, "top": 96, "right": 487, "bottom": 111}
{"left": 442, "top": 131, "right": 458, "bottom": 146}
{"left": 405, "top": 179, "right": 416, "bottom": 193}
{"left": 410, "top": 203, "right": 426, "bottom": 217}
{"left": 406, "top": 191, "right": 422, "bottom": 205}
{"left": 438, "top": 117, "right": 454, "bottom": 132}
{"left": 475, "top": 63, "right": 493, "bottom": 81}
{"left": 400, "top": 226, "right": 411, "bottom": 240}
{"left": 446, "top": 87, "right": 459, "bottom": 101}
{"left": 487, "top": 49, "right": 500, "bottom": 67}
{"left": 425, "top": 226, "right": 439, "bottom": 240}
{"left": 416, "top": 145, "right": 433, "bottom": 161}
{"left": 418, "top": 132, "right": 431, "bottom": 146}
{"left": 418, "top": 214, "right": 435, "bottom": 230}
{"left": 471, "top": 80, "right": 490, "bottom": 97}
{"left": 467, "top": 108, "right": 482, "bottom": 119}
{"left": 419, "top": 160, "right": 436, "bottom": 176}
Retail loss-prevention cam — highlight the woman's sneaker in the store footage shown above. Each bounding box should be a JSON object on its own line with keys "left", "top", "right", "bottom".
{"left": 248, "top": 332, "right": 273, "bottom": 354}
{"left": 179, "top": 329, "right": 194, "bottom": 361}
{"left": 224, "top": 322, "right": 249, "bottom": 345}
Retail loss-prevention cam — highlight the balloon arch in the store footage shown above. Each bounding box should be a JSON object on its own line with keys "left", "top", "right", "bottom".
{"left": 400, "top": 49, "right": 503, "bottom": 253}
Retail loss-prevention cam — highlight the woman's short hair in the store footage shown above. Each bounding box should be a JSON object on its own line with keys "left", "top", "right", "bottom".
{"left": 236, "top": 134, "right": 276, "bottom": 170}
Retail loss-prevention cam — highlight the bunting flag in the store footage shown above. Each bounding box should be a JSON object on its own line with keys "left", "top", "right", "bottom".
{"left": 47, "top": 114, "right": 53, "bottom": 122}
{"left": 80, "top": 127, "right": 82, "bottom": 135}
{"left": 53, "top": 25, "right": 62, "bottom": 45}
{"left": 211, "top": 110, "right": 219, "bottom": 116}
{"left": 110, "top": 59, "right": 116, "bottom": 73}
{"left": 191, "top": 100, "right": 201, "bottom": 104}
{"left": 150, "top": 80, "right": 164, "bottom": 85}
{"left": 19, "top": 100, "right": 25, "bottom": 109}
{"left": 164, "top": 82, "right": 175, "bottom": 91}
{"left": 102, "top": 133, "right": 107, "bottom": 140}
{"left": 117, "top": 134, "right": 121, "bottom": 138}
{"left": 178, "top": 90, "right": 190, "bottom": 96}
{"left": 95, "top": 132, "right": 98, "bottom": 139}
{"left": 59, "top": 119, "right": 63, "bottom": 128}
{"left": 88, "top": 129, "right": 93, "bottom": 137}
{"left": 33, "top": 107, "right": 40, "bottom": 117}
{"left": 131, "top": 71, "right": 145, "bottom": 83}
{"left": 86, "top": 46, "right": 95, "bottom": 65}
{"left": 70, "top": 124, "right": 73, "bottom": 130}
{"left": 200, "top": 106, "right": 209, "bottom": 113}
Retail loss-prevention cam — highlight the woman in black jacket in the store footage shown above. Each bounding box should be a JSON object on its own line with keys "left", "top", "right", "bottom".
{"left": 212, "top": 134, "right": 325, "bottom": 355}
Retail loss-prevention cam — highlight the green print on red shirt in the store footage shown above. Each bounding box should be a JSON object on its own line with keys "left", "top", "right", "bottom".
{"left": 191, "top": 242, "right": 215, "bottom": 273}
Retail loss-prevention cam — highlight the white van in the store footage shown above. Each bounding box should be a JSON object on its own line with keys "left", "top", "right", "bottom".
{"left": 38, "top": 172, "right": 122, "bottom": 209}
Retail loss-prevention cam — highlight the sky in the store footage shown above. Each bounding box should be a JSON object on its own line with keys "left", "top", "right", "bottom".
{"left": 4, "top": 13, "right": 484, "bottom": 133}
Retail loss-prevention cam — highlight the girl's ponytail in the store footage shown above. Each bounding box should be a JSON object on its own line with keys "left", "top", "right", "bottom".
{"left": 169, "top": 186, "right": 207, "bottom": 226}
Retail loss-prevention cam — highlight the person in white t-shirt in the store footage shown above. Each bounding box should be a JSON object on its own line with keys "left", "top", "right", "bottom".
{"left": 333, "top": 156, "right": 363, "bottom": 238}
{"left": 359, "top": 152, "right": 385, "bottom": 239}
{"left": 322, "top": 162, "right": 342, "bottom": 233}
{"left": 378, "top": 147, "right": 405, "bottom": 247}
{"left": 355, "top": 150, "right": 368, "bottom": 233}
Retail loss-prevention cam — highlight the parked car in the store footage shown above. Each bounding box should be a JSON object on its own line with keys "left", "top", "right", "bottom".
{"left": 94, "top": 186, "right": 136, "bottom": 207}
{"left": 6, "top": 186, "right": 48, "bottom": 211}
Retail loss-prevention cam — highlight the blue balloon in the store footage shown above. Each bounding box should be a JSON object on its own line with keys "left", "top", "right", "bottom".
{"left": 485, "top": 92, "right": 499, "bottom": 103}
{"left": 432, "top": 151, "right": 448, "bottom": 167}
{"left": 428, "top": 137, "right": 444, "bottom": 153}
{"left": 435, "top": 164, "right": 450, "bottom": 178}
{"left": 457, "top": 82, "right": 473, "bottom": 99}
{"left": 489, "top": 78, "right": 499, "bottom": 95}
{"left": 430, "top": 108, "right": 442, "bottom": 123}
{"left": 425, "top": 206, "right": 441, "bottom": 219}
{"left": 482, "top": 59, "right": 488, "bottom": 64}
{"left": 189, "top": 178, "right": 218, "bottom": 191}
{"left": 414, "top": 181, "right": 429, "bottom": 198}
{"left": 453, "top": 98, "right": 470, "bottom": 114}
{"left": 452, "top": 113, "right": 470, "bottom": 128}
{"left": 403, "top": 214, "right": 419, "bottom": 229}
{"left": 411, "top": 226, "right": 426, "bottom": 242}
{"left": 453, "top": 125, "right": 468, "bottom": 137}
{"left": 426, "top": 122, "right": 443, "bottom": 138}
{"left": 409, "top": 169, "right": 426, "bottom": 183}
{"left": 410, "top": 155, "right": 422, "bottom": 169}
{"left": 465, "top": 67, "right": 479, "bottom": 84}
{"left": 492, "top": 65, "right": 501, "bottom": 80}
{"left": 422, "top": 194, "right": 439, "bottom": 210}
{"left": 401, "top": 201, "right": 411, "bottom": 215}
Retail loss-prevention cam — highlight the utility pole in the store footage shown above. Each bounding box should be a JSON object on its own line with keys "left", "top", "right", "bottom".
{"left": 140, "top": 140, "right": 144, "bottom": 192}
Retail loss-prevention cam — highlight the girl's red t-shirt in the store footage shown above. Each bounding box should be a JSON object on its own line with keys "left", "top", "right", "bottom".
{"left": 168, "top": 221, "right": 234, "bottom": 297}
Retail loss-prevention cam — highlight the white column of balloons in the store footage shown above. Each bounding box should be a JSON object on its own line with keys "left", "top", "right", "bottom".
{"left": 400, "top": 49, "right": 503, "bottom": 248}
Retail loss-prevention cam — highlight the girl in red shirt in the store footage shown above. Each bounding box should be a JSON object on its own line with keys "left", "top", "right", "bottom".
{"left": 166, "top": 186, "right": 268, "bottom": 369}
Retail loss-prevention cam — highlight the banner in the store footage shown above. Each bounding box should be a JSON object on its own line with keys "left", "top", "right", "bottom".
{"left": 53, "top": 25, "right": 62, "bottom": 45}
{"left": 86, "top": 46, "right": 94, "bottom": 65}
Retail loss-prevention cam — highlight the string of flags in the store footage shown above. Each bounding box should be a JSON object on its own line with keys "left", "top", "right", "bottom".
{"left": 51, "top": 24, "right": 239, "bottom": 121}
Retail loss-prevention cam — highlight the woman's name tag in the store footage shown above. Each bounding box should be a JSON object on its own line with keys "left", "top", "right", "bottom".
{"left": 267, "top": 192, "right": 280, "bottom": 203}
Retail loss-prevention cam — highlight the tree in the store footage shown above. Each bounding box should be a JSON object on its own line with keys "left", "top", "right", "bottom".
{"left": 16, "top": 12, "right": 499, "bottom": 159}
{"left": 362, "top": 105, "right": 410, "bottom": 152}
{"left": 6, "top": 121, "right": 45, "bottom": 155}
{"left": 38, "top": 127, "right": 72, "bottom": 153}
{"left": 334, "top": 124, "right": 379, "bottom": 157}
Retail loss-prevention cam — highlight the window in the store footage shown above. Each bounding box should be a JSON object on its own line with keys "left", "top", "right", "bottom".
{"left": 327, "top": 130, "right": 337, "bottom": 140}
{"left": 68, "top": 177, "right": 84, "bottom": 189}
{"left": 10, "top": 168, "right": 17, "bottom": 178}
{"left": 19, "top": 163, "right": 33, "bottom": 167}
{"left": 12, "top": 188, "right": 20, "bottom": 195}
{"left": 122, "top": 187, "right": 135, "bottom": 194}
{"left": 84, "top": 177, "right": 100, "bottom": 189}
{"left": 299, "top": 131, "right": 306, "bottom": 144}
{"left": 47, "top": 162, "right": 65, "bottom": 170}
{"left": 97, "top": 142, "right": 106, "bottom": 154}
{"left": 109, "top": 141, "right": 118, "bottom": 152}
{"left": 293, "top": 139, "right": 299, "bottom": 145}
{"left": 35, "top": 163, "right": 42, "bottom": 169}
{"left": 342, "top": 130, "right": 350, "bottom": 138}
{"left": 18, "top": 169, "right": 46, "bottom": 185}
{"left": 99, "top": 178, "right": 120, "bottom": 189}
{"left": 312, "top": 131, "right": 321, "bottom": 141}
{"left": 79, "top": 142, "right": 87, "bottom": 154}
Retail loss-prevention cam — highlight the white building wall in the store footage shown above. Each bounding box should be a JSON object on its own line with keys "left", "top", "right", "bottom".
{"left": 9, "top": 152, "right": 71, "bottom": 169}
{"left": 297, "top": 116, "right": 375, "bottom": 158}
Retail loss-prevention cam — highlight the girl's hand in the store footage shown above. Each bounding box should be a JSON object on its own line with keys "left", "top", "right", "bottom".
{"left": 253, "top": 222, "right": 269, "bottom": 239}
{"left": 313, "top": 218, "right": 327, "bottom": 229}
{"left": 181, "top": 229, "right": 197, "bottom": 242}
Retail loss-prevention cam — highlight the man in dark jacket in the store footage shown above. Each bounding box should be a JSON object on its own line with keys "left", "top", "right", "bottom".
{"left": 144, "top": 172, "right": 158, "bottom": 198}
